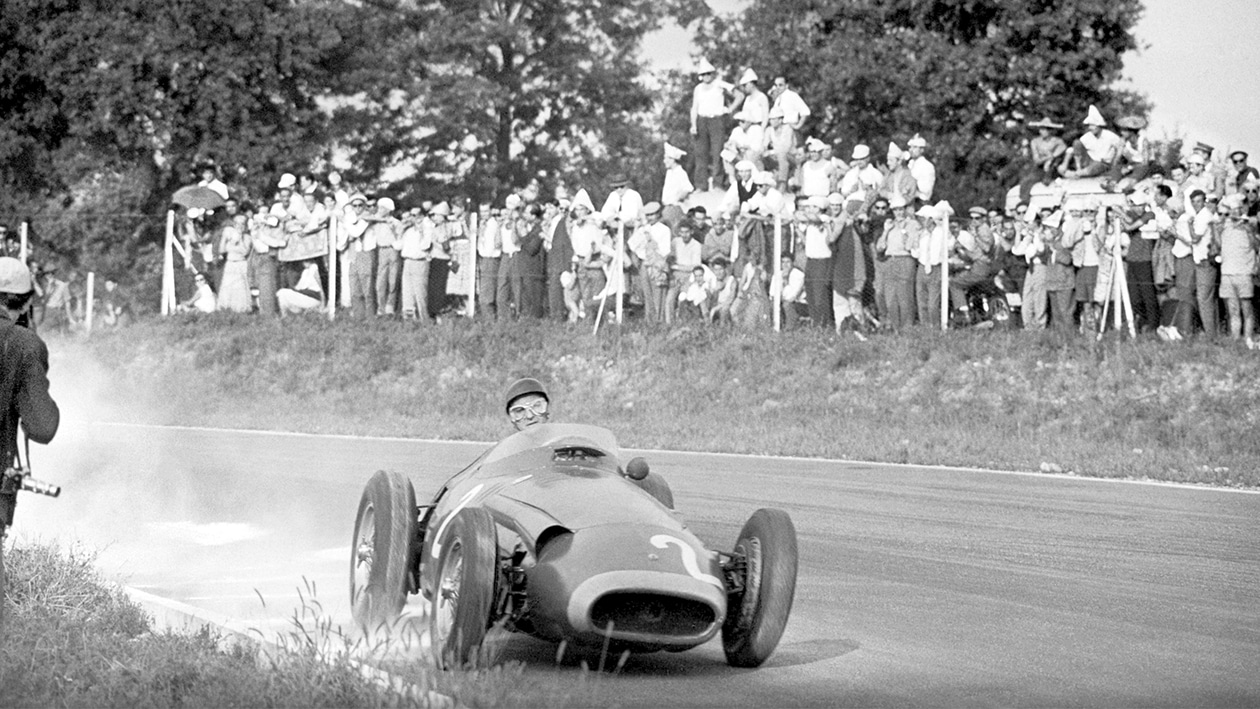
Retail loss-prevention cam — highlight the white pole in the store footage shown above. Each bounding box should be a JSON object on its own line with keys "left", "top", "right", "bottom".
{"left": 19, "top": 222, "right": 28, "bottom": 263}
{"left": 615, "top": 223, "right": 625, "bottom": 324}
{"left": 162, "top": 210, "right": 175, "bottom": 315}
{"left": 327, "top": 216, "right": 338, "bottom": 321}
{"left": 773, "top": 215, "right": 783, "bottom": 332}
{"left": 468, "top": 211, "right": 478, "bottom": 318}
{"left": 85, "top": 272, "right": 95, "bottom": 333}
{"left": 1111, "top": 213, "right": 1123, "bottom": 334}
{"left": 940, "top": 217, "right": 949, "bottom": 331}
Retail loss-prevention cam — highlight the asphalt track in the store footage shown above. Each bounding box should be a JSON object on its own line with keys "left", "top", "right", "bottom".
{"left": 16, "top": 422, "right": 1260, "bottom": 708}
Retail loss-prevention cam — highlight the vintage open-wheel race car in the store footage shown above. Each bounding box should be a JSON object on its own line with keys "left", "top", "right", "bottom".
{"left": 349, "top": 422, "right": 798, "bottom": 669}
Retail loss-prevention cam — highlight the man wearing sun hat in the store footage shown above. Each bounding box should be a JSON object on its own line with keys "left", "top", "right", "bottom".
{"left": 762, "top": 106, "right": 797, "bottom": 188}
{"left": 1059, "top": 105, "right": 1122, "bottom": 179}
{"left": 661, "top": 142, "right": 694, "bottom": 208}
{"left": 881, "top": 142, "right": 918, "bottom": 206}
{"left": 1020, "top": 117, "right": 1067, "bottom": 203}
{"left": 840, "top": 144, "right": 883, "bottom": 198}
{"left": 735, "top": 68, "right": 769, "bottom": 127}
{"left": 907, "top": 134, "right": 936, "bottom": 204}
{"left": 690, "top": 58, "right": 735, "bottom": 191}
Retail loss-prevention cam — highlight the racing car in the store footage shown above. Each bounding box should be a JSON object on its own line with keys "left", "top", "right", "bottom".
{"left": 349, "top": 422, "right": 798, "bottom": 669}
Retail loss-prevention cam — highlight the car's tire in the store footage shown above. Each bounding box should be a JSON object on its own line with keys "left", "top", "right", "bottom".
{"left": 430, "top": 507, "right": 498, "bottom": 669}
{"left": 349, "top": 470, "right": 417, "bottom": 634}
{"left": 722, "top": 508, "right": 798, "bottom": 668}
{"left": 637, "top": 472, "right": 674, "bottom": 509}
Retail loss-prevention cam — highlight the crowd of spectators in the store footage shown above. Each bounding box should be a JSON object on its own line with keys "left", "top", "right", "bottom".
{"left": 20, "top": 60, "right": 1260, "bottom": 345}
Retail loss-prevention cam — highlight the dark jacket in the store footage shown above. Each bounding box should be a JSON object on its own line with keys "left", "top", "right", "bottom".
{"left": 0, "top": 315, "right": 59, "bottom": 469}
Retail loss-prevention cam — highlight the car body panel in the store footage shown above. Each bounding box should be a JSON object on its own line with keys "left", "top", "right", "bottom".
{"left": 417, "top": 423, "right": 728, "bottom": 650}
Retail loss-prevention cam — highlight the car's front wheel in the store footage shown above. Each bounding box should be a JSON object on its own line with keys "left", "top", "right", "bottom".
{"left": 430, "top": 507, "right": 498, "bottom": 669}
{"left": 349, "top": 470, "right": 417, "bottom": 634}
{"left": 722, "top": 507, "right": 798, "bottom": 667}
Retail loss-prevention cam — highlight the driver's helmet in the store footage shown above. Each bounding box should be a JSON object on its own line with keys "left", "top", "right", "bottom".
{"left": 504, "top": 377, "right": 549, "bottom": 413}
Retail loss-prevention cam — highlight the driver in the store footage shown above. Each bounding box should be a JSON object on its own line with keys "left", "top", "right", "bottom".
{"left": 504, "top": 377, "right": 550, "bottom": 431}
{"left": 0, "top": 257, "right": 60, "bottom": 527}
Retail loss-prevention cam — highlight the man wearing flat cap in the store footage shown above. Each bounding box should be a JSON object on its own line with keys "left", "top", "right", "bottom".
{"left": 0, "top": 256, "right": 59, "bottom": 529}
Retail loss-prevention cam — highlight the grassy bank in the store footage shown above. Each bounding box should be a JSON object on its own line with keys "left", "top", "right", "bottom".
{"left": 64, "top": 315, "right": 1260, "bottom": 487}
{"left": 0, "top": 541, "right": 589, "bottom": 708}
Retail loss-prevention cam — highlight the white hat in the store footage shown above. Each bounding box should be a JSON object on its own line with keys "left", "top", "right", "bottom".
{"left": 768, "top": 106, "right": 784, "bottom": 120}
{"left": 430, "top": 201, "right": 451, "bottom": 216}
{"left": 505, "top": 194, "right": 522, "bottom": 209}
{"left": 827, "top": 192, "right": 846, "bottom": 206}
{"left": 933, "top": 200, "right": 955, "bottom": 217}
{"left": 664, "top": 142, "right": 687, "bottom": 161}
{"left": 560, "top": 271, "right": 576, "bottom": 289}
{"left": 753, "top": 171, "right": 775, "bottom": 186}
{"left": 735, "top": 159, "right": 756, "bottom": 173}
{"left": 1082, "top": 105, "right": 1107, "bottom": 127}
{"left": 571, "top": 188, "right": 595, "bottom": 213}
{"left": 643, "top": 201, "right": 663, "bottom": 216}
{"left": 1185, "top": 153, "right": 1206, "bottom": 165}
{"left": 1221, "top": 193, "right": 1245, "bottom": 210}
{"left": 1042, "top": 210, "right": 1064, "bottom": 229}
{"left": 887, "top": 142, "right": 904, "bottom": 161}
{"left": 1127, "top": 190, "right": 1149, "bottom": 206}
{"left": 888, "top": 194, "right": 909, "bottom": 209}
{"left": 695, "top": 58, "right": 716, "bottom": 75}
{"left": 739, "top": 68, "right": 758, "bottom": 85}
{"left": 845, "top": 191, "right": 867, "bottom": 204}
{"left": 908, "top": 134, "right": 927, "bottom": 148}
{"left": 377, "top": 197, "right": 395, "bottom": 212}
{"left": 805, "top": 137, "right": 826, "bottom": 152}
{"left": 807, "top": 195, "right": 829, "bottom": 209}
{"left": 851, "top": 144, "right": 871, "bottom": 160}
{"left": 277, "top": 173, "right": 296, "bottom": 189}
{"left": 916, "top": 205, "right": 938, "bottom": 219}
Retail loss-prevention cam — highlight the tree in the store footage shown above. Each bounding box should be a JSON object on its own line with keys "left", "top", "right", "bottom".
{"left": 693, "top": 0, "right": 1150, "bottom": 207}
{"left": 335, "top": 0, "right": 710, "bottom": 204}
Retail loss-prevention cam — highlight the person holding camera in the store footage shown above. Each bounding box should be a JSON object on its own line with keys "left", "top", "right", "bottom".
{"left": 0, "top": 257, "right": 59, "bottom": 527}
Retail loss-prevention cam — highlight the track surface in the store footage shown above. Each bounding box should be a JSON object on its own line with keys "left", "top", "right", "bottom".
{"left": 17, "top": 423, "right": 1260, "bottom": 708}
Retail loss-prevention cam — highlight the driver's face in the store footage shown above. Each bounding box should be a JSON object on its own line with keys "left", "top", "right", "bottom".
{"left": 509, "top": 393, "right": 550, "bottom": 431}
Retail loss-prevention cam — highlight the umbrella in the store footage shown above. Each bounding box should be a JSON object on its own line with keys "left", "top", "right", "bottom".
{"left": 172, "top": 185, "right": 226, "bottom": 210}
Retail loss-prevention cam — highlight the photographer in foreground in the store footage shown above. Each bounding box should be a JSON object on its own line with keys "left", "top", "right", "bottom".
{"left": 0, "top": 256, "right": 59, "bottom": 529}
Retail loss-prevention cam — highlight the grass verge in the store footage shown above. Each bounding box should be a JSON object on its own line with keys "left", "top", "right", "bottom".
{"left": 0, "top": 540, "right": 590, "bottom": 708}
{"left": 66, "top": 314, "right": 1260, "bottom": 487}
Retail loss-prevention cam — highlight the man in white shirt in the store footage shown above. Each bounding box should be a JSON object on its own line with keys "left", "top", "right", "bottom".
{"left": 689, "top": 59, "right": 734, "bottom": 191}
{"left": 1059, "top": 105, "right": 1122, "bottom": 179}
{"left": 666, "top": 221, "right": 704, "bottom": 324}
{"left": 840, "top": 145, "right": 884, "bottom": 197}
{"left": 906, "top": 134, "right": 936, "bottom": 205}
{"left": 627, "top": 202, "right": 673, "bottom": 322}
{"left": 719, "top": 161, "right": 758, "bottom": 220}
{"left": 763, "top": 107, "right": 797, "bottom": 189}
{"left": 770, "top": 253, "right": 807, "bottom": 329}
{"left": 475, "top": 203, "right": 501, "bottom": 318}
{"left": 496, "top": 194, "right": 523, "bottom": 320}
{"left": 661, "top": 143, "right": 694, "bottom": 208}
{"left": 769, "top": 76, "right": 810, "bottom": 140}
{"left": 341, "top": 193, "right": 376, "bottom": 319}
{"left": 600, "top": 174, "right": 644, "bottom": 226}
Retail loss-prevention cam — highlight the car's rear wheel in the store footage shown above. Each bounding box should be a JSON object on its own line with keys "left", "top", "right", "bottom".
{"left": 722, "top": 508, "right": 798, "bottom": 668}
{"left": 430, "top": 507, "right": 498, "bottom": 669}
{"left": 638, "top": 472, "right": 674, "bottom": 509}
{"left": 350, "top": 470, "right": 417, "bottom": 634}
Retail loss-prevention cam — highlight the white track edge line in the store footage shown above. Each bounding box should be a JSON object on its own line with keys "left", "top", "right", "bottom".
{"left": 86, "top": 420, "right": 1258, "bottom": 495}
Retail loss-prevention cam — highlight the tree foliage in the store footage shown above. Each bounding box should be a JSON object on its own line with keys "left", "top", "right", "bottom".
{"left": 695, "top": 0, "right": 1150, "bottom": 207}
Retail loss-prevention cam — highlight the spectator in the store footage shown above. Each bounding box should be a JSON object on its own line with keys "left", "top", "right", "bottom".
{"left": 178, "top": 271, "right": 217, "bottom": 314}
{"left": 769, "top": 253, "right": 807, "bottom": 329}
{"left": 840, "top": 145, "right": 883, "bottom": 198}
{"left": 249, "top": 207, "right": 284, "bottom": 316}
{"left": 720, "top": 160, "right": 758, "bottom": 219}
{"left": 796, "top": 139, "right": 833, "bottom": 199}
{"left": 948, "top": 206, "right": 996, "bottom": 321}
{"left": 1118, "top": 190, "right": 1159, "bottom": 334}
{"left": 1228, "top": 151, "right": 1259, "bottom": 195}
{"left": 600, "top": 174, "right": 644, "bottom": 227}
{"left": 797, "top": 195, "right": 833, "bottom": 328}
{"left": 881, "top": 142, "right": 918, "bottom": 206}
{"left": 762, "top": 107, "right": 796, "bottom": 190}
{"left": 914, "top": 203, "right": 950, "bottom": 326}
{"left": 496, "top": 194, "right": 523, "bottom": 319}
{"left": 216, "top": 208, "right": 253, "bottom": 313}
{"left": 690, "top": 59, "right": 734, "bottom": 191}
{"left": 874, "top": 194, "right": 920, "bottom": 331}
{"left": 722, "top": 111, "right": 765, "bottom": 186}
{"left": 707, "top": 256, "right": 738, "bottom": 325}
{"left": 628, "top": 202, "right": 672, "bottom": 323}
{"left": 399, "top": 207, "right": 432, "bottom": 322}
{"left": 368, "top": 197, "right": 402, "bottom": 317}
{"left": 1215, "top": 193, "right": 1258, "bottom": 347}
{"left": 768, "top": 76, "right": 810, "bottom": 152}
{"left": 545, "top": 200, "right": 574, "bottom": 322}
{"left": 474, "top": 203, "right": 500, "bottom": 318}
{"left": 1040, "top": 210, "right": 1076, "bottom": 332}
{"left": 276, "top": 261, "right": 324, "bottom": 315}
{"left": 1019, "top": 117, "right": 1067, "bottom": 205}
{"left": 1113, "top": 115, "right": 1156, "bottom": 186}
{"left": 1182, "top": 153, "right": 1219, "bottom": 212}
{"left": 677, "top": 264, "right": 712, "bottom": 321}
{"left": 515, "top": 203, "right": 546, "bottom": 319}
{"left": 198, "top": 162, "right": 229, "bottom": 200}
{"left": 1171, "top": 189, "right": 1208, "bottom": 338}
{"left": 1067, "top": 206, "right": 1102, "bottom": 332}
{"left": 666, "top": 221, "right": 703, "bottom": 324}
{"left": 661, "top": 143, "right": 694, "bottom": 210}
{"left": 828, "top": 192, "right": 870, "bottom": 334}
{"left": 426, "top": 202, "right": 458, "bottom": 319}
{"left": 1058, "top": 105, "right": 1121, "bottom": 179}
{"left": 568, "top": 190, "right": 608, "bottom": 320}
{"left": 735, "top": 68, "right": 769, "bottom": 128}
{"left": 340, "top": 193, "right": 377, "bottom": 319}
{"left": 906, "top": 134, "right": 936, "bottom": 204}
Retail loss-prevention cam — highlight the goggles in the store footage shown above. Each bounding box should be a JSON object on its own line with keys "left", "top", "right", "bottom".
{"left": 509, "top": 399, "right": 549, "bottom": 422}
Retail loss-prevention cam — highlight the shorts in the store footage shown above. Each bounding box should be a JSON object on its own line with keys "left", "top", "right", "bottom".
{"left": 1074, "top": 266, "right": 1098, "bottom": 302}
{"left": 1219, "top": 273, "right": 1254, "bottom": 299}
